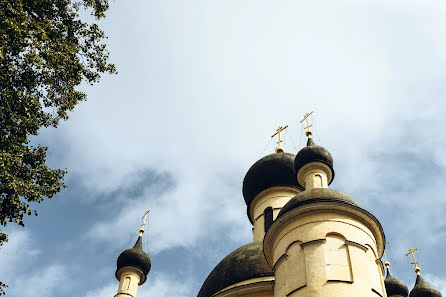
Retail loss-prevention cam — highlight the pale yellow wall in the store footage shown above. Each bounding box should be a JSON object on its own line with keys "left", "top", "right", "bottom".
{"left": 250, "top": 187, "right": 301, "bottom": 241}
{"left": 269, "top": 212, "right": 386, "bottom": 297}
{"left": 116, "top": 267, "right": 144, "bottom": 297}
{"left": 297, "top": 162, "right": 332, "bottom": 190}
{"left": 212, "top": 277, "right": 274, "bottom": 297}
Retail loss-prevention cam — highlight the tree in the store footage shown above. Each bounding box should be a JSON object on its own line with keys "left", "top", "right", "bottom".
{"left": 0, "top": 0, "right": 116, "bottom": 293}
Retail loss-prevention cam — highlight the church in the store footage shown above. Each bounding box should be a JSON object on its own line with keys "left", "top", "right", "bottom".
{"left": 111, "top": 116, "right": 442, "bottom": 297}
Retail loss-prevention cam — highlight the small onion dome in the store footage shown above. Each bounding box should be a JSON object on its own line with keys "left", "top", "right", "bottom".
{"left": 116, "top": 236, "right": 151, "bottom": 284}
{"left": 294, "top": 138, "right": 334, "bottom": 188}
{"left": 197, "top": 241, "right": 273, "bottom": 297}
{"left": 385, "top": 268, "right": 409, "bottom": 297}
{"left": 409, "top": 275, "right": 443, "bottom": 297}
{"left": 243, "top": 152, "right": 303, "bottom": 213}
{"left": 277, "top": 188, "right": 359, "bottom": 218}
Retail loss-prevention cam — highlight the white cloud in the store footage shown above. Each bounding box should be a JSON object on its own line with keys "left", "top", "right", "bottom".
{"left": 84, "top": 282, "right": 116, "bottom": 297}
{"left": 86, "top": 169, "right": 251, "bottom": 253}
{"left": 0, "top": 229, "right": 40, "bottom": 276}
{"left": 20, "top": 1, "right": 446, "bottom": 296}
{"left": 0, "top": 229, "right": 68, "bottom": 297}
{"left": 9, "top": 265, "right": 67, "bottom": 297}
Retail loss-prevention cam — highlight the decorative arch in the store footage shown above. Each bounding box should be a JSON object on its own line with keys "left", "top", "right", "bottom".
{"left": 365, "top": 244, "right": 384, "bottom": 295}
{"left": 284, "top": 240, "right": 307, "bottom": 295}
{"left": 326, "top": 232, "right": 347, "bottom": 239}
{"left": 325, "top": 234, "right": 353, "bottom": 282}
{"left": 285, "top": 240, "right": 303, "bottom": 254}
{"left": 314, "top": 174, "right": 323, "bottom": 188}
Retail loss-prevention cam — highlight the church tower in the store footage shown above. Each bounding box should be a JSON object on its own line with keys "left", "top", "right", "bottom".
{"left": 263, "top": 121, "right": 387, "bottom": 297}
{"left": 196, "top": 114, "right": 442, "bottom": 297}
{"left": 115, "top": 211, "right": 151, "bottom": 297}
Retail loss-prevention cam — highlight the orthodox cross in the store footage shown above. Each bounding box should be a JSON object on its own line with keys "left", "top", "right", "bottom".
{"left": 139, "top": 210, "right": 151, "bottom": 236}
{"left": 300, "top": 111, "right": 313, "bottom": 137}
{"left": 405, "top": 248, "right": 421, "bottom": 275}
{"left": 271, "top": 125, "right": 288, "bottom": 153}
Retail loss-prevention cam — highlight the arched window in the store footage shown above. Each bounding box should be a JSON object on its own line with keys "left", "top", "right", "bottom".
{"left": 314, "top": 174, "right": 323, "bottom": 188}
{"left": 264, "top": 207, "right": 273, "bottom": 232}
{"left": 123, "top": 276, "right": 131, "bottom": 290}
{"left": 325, "top": 234, "right": 353, "bottom": 282}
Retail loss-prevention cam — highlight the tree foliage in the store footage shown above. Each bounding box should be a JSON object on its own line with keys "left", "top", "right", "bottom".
{"left": 0, "top": 1, "right": 116, "bottom": 292}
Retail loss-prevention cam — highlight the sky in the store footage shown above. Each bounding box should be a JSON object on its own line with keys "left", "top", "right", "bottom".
{"left": 1, "top": 0, "right": 446, "bottom": 296}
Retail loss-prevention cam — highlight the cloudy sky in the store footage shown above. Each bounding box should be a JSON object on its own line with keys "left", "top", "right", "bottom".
{"left": 1, "top": 0, "right": 446, "bottom": 296}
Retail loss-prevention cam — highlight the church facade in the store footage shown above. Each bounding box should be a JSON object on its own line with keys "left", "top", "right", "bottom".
{"left": 113, "top": 124, "right": 442, "bottom": 297}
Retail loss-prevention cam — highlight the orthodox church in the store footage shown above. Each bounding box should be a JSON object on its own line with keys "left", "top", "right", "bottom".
{"left": 112, "top": 116, "right": 442, "bottom": 297}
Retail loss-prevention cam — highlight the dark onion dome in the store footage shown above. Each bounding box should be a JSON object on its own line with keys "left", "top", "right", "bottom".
{"left": 277, "top": 188, "right": 360, "bottom": 218}
{"left": 385, "top": 268, "right": 409, "bottom": 297}
{"left": 116, "top": 236, "right": 151, "bottom": 284}
{"left": 409, "top": 275, "right": 442, "bottom": 297}
{"left": 197, "top": 241, "right": 273, "bottom": 297}
{"left": 243, "top": 152, "right": 303, "bottom": 209}
{"left": 294, "top": 137, "right": 334, "bottom": 188}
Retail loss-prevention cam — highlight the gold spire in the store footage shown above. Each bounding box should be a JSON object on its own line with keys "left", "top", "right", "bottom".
{"left": 384, "top": 250, "right": 390, "bottom": 268}
{"left": 384, "top": 241, "right": 390, "bottom": 268}
{"left": 139, "top": 210, "right": 150, "bottom": 236}
{"left": 300, "top": 111, "right": 313, "bottom": 138}
{"left": 405, "top": 248, "right": 421, "bottom": 275}
{"left": 271, "top": 125, "right": 288, "bottom": 153}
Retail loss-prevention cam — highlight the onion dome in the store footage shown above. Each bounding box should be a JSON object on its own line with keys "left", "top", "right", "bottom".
{"left": 277, "top": 188, "right": 359, "bottom": 218}
{"left": 197, "top": 241, "right": 273, "bottom": 297}
{"left": 294, "top": 137, "right": 334, "bottom": 188}
{"left": 409, "top": 275, "right": 442, "bottom": 297}
{"left": 243, "top": 152, "right": 303, "bottom": 211}
{"left": 116, "top": 236, "right": 151, "bottom": 284}
{"left": 385, "top": 267, "right": 409, "bottom": 297}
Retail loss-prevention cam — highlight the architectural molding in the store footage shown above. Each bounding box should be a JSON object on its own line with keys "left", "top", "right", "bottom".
{"left": 345, "top": 240, "right": 368, "bottom": 252}
{"left": 273, "top": 254, "right": 288, "bottom": 271}
{"left": 286, "top": 284, "right": 307, "bottom": 296}
{"left": 300, "top": 238, "right": 326, "bottom": 248}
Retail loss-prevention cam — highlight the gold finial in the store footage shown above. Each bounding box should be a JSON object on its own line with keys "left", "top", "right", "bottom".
{"left": 271, "top": 125, "right": 288, "bottom": 153}
{"left": 405, "top": 248, "right": 421, "bottom": 275}
{"left": 384, "top": 251, "right": 390, "bottom": 268}
{"left": 300, "top": 111, "right": 313, "bottom": 138}
{"left": 384, "top": 242, "right": 390, "bottom": 268}
{"left": 139, "top": 210, "right": 150, "bottom": 236}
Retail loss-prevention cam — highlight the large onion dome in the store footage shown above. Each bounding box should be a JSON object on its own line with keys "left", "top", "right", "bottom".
{"left": 294, "top": 137, "right": 334, "bottom": 188}
{"left": 243, "top": 152, "right": 302, "bottom": 210}
{"left": 116, "top": 236, "right": 151, "bottom": 284}
{"left": 409, "top": 275, "right": 442, "bottom": 297}
{"left": 197, "top": 241, "right": 273, "bottom": 297}
{"left": 384, "top": 267, "right": 409, "bottom": 297}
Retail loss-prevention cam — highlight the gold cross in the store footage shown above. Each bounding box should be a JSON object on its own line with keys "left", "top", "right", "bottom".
{"left": 300, "top": 111, "right": 313, "bottom": 137}
{"left": 139, "top": 210, "right": 151, "bottom": 236}
{"left": 405, "top": 248, "right": 421, "bottom": 275}
{"left": 271, "top": 125, "right": 288, "bottom": 153}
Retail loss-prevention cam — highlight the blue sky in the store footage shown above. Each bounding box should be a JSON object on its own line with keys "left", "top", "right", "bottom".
{"left": 1, "top": 1, "right": 446, "bottom": 296}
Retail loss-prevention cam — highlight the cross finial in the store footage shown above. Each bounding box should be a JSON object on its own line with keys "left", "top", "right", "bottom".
{"left": 271, "top": 125, "right": 288, "bottom": 153}
{"left": 384, "top": 251, "right": 390, "bottom": 268}
{"left": 139, "top": 210, "right": 150, "bottom": 236}
{"left": 405, "top": 248, "right": 421, "bottom": 275}
{"left": 300, "top": 111, "right": 313, "bottom": 138}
